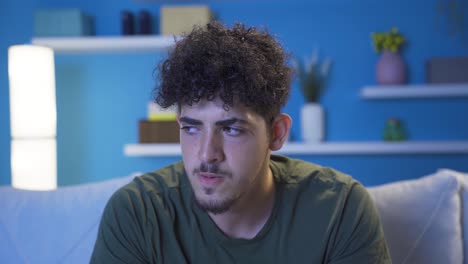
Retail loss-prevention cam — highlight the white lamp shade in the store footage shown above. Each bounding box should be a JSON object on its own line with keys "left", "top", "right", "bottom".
{"left": 8, "top": 45, "right": 56, "bottom": 138}
{"left": 11, "top": 139, "right": 57, "bottom": 190}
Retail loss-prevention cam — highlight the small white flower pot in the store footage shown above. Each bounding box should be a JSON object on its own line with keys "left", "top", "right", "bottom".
{"left": 301, "top": 103, "right": 325, "bottom": 142}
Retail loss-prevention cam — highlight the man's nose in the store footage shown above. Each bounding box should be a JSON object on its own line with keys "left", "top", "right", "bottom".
{"left": 199, "top": 132, "right": 224, "bottom": 164}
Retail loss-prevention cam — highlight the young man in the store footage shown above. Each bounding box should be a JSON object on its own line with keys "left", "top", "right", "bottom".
{"left": 91, "top": 22, "right": 391, "bottom": 263}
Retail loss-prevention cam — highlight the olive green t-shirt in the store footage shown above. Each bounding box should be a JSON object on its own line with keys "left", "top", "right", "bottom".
{"left": 91, "top": 155, "right": 391, "bottom": 263}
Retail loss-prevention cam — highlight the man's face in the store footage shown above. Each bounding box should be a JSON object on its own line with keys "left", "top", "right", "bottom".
{"left": 178, "top": 98, "right": 272, "bottom": 214}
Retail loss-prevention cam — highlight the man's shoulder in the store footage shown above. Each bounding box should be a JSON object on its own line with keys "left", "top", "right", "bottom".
{"left": 109, "top": 161, "right": 187, "bottom": 205}
{"left": 141, "top": 161, "right": 187, "bottom": 190}
{"left": 271, "top": 154, "right": 355, "bottom": 188}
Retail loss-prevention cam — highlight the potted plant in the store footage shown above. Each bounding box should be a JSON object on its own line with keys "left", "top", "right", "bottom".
{"left": 371, "top": 27, "right": 407, "bottom": 85}
{"left": 295, "top": 50, "right": 332, "bottom": 142}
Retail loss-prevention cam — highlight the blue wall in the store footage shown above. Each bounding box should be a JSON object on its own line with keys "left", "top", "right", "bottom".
{"left": 1, "top": 0, "right": 468, "bottom": 187}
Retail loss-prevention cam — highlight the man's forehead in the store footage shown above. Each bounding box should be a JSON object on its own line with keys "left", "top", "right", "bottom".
{"left": 179, "top": 99, "right": 260, "bottom": 122}
{"left": 180, "top": 98, "right": 248, "bottom": 113}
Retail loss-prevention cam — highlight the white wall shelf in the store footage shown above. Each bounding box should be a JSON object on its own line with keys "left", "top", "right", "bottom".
{"left": 124, "top": 141, "right": 468, "bottom": 157}
{"left": 32, "top": 35, "right": 178, "bottom": 53}
{"left": 360, "top": 83, "right": 468, "bottom": 99}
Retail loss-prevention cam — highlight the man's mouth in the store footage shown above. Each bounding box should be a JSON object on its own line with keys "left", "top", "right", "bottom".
{"left": 198, "top": 172, "right": 225, "bottom": 186}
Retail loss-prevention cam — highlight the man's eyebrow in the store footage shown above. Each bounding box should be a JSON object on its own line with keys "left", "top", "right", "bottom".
{"left": 179, "top": 117, "right": 202, "bottom": 125}
{"left": 215, "top": 118, "right": 248, "bottom": 127}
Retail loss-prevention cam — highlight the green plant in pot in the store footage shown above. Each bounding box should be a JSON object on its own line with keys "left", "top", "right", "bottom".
{"left": 371, "top": 27, "right": 407, "bottom": 84}
{"left": 295, "top": 50, "right": 332, "bottom": 142}
{"left": 295, "top": 51, "right": 332, "bottom": 103}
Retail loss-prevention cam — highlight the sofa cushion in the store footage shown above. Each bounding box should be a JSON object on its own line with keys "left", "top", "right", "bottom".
{"left": 367, "top": 170, "right": 463, "bottom": 264}
{"left": 0, "top": 174, "right": 137, "bottom": 264}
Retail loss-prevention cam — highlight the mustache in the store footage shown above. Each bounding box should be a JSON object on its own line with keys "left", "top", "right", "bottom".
{"left": 194, "top": 163, "right": 232, "bottom": 178}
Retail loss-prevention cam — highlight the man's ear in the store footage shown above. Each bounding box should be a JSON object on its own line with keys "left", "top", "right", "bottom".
{"left": 269, "top": 113, "right": 292, "bottom": 151}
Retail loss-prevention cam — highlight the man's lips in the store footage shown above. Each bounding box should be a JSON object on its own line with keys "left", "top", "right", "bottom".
{"left": 198, "top": 172, "right": 225, "bottom": 186}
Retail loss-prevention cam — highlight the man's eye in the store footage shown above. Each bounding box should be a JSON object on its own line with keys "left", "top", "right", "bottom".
{"left": 181, "top": 126, "right": 199, "bottom": 134}
{"left": 222, "top": 127, "right": 243, "bottom": 136}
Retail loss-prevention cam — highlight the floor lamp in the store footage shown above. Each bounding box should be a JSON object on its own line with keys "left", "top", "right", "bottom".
{"left": 8, "top": 45, "right": 57, "bottom": 190}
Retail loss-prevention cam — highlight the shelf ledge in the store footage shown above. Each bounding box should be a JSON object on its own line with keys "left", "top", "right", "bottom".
{"left": 124, "top": 141, "right": 468, "bottom": 156}
{"left": 361, "top": 83, "right": 468, "bottom": 99}
{"left": 32, "top": 35, "right": 178, "bottom": 53}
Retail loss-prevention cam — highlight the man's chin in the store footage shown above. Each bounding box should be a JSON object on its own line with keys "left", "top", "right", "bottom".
{"left": 194, "top": 195, "right": 236, "bottom": 215}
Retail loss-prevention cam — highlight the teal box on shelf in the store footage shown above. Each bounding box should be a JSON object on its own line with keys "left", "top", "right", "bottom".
{"left": 34, "top": 9, "right": 94, "bottom": 37}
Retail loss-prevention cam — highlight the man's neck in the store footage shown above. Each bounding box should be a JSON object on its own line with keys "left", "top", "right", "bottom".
{"left": 208, "top": 168, "right": 276, "bottom": 239}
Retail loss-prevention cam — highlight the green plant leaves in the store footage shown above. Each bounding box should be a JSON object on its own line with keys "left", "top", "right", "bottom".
{"left": 294, "top": 52, "right": 332, "bottom": 103}
{"left": 371, "top": 27, "right": 405, "bottom": 53}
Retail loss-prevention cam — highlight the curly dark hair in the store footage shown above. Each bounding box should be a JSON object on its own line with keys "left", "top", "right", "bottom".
{"left": 154, "top": 21, "right": 292, "bottom": 124}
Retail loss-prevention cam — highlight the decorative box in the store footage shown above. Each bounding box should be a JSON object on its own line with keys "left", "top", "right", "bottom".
{"left": 34, "top": 9, "right": 94, "bottom": 37}
{"left": 160, "top": 5, "right": 212, "bottom": 35}
{"left": 139, "top": 120, "right": 180, "bottom": 143}
{"left": 426, "top": 57, "right": 468, "bottom": 83}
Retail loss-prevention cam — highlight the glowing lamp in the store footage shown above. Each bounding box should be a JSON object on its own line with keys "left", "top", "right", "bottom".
{"left": 8, "top": 45, "right": 57, "bottom": 190}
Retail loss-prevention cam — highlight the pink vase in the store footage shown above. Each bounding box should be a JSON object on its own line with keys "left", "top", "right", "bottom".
{"left": 376, "top": 50, "right": 406, "bottom": 85}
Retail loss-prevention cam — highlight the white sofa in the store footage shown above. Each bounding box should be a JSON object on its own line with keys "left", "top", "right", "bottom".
{"left": 368, "top": 169, "right": 468, "bottom": 264}
{"left": 1, "top": 169, "right": 467, "bottom": 263}
{"left": 0, "top": 173, "right": 137, "bottom": 264}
